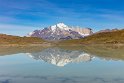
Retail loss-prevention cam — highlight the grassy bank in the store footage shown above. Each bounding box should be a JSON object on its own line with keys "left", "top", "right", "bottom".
{"left": 0, "top": 34, "right": 51, "bottom": 47}
{"left": 57, "top": 29, "right": 124, "bottom": 46}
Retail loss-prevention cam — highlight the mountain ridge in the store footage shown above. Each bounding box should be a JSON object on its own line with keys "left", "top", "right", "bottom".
{"left": 58, "top": 29, "right": 124, "bottom": 45}
{"left": 0, "top": 24, "right": 124, "bottom": 46}
{"left": 28, "top": 23, "right": 93, "bottom": 40}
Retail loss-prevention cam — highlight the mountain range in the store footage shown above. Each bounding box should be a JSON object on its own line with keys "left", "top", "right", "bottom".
{"left": 28, "top": 23, "right": 93, "bottom": 40}
{"left": 59, "top": 29, "right": 124, "bottom": 45}
{"left": 0, "top": 23, "right": 124, "bottom": 45}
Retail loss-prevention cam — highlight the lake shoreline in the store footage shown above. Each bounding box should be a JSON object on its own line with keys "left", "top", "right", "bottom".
{"left": 0, "top": 43, "right": 52, "bottom": 47}
{"left": 0, "top": 43, "right": 124, "bottom": 48}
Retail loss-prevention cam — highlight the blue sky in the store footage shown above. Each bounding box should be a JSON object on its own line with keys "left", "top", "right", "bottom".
{"left": 0, "top": 0, "right": 124, "bottom": 36}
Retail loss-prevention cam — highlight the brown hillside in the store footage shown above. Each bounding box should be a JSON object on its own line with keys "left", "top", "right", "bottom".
{"left": 58, "top": 29, "right": 124, "bottom": 45}
{"left": 0, "top": 34, "right": 45, "bottom": 45}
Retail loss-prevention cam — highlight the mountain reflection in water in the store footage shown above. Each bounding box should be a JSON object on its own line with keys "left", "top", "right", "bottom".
{"left": 0, "top": 45, "right": 124, "bottom": 83}
{"left": 0, "top": 45, "right": 124, "bottom": 66}
{"left": 27, "top": 48, "right": 93, "bottom": 67}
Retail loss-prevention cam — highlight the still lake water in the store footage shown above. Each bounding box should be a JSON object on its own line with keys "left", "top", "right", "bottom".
{"left": 0, "top": 46, "right": 124, "bottom": 83}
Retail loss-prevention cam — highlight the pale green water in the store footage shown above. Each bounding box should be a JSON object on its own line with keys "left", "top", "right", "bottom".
{"left": 0, "top": 46, "right": 124, "bottom": 83}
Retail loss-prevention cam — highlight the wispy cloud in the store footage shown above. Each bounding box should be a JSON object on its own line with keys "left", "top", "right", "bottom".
{"left": 0, "top": 24, "right": 38, "bottom": 36}
{"left": 0, "top": 24, "right": 35, "bottom": 30}
{"left": 0, "top": 0, "right": 124, "bottom": 23}
{"left": 0, "top": 0, "right": 124, "bottom": 35}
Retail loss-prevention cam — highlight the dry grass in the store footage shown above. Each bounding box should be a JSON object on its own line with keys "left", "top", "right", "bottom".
{"left": 0, "top": 34, "right": 45, "bottom": 45}
{"left": 58, "top": 29, "right": 124, "bottom": 45}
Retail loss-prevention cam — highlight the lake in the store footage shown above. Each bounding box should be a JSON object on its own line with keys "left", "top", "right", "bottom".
{"left": 0, "top": 45, "right": 124, "bottom": 83}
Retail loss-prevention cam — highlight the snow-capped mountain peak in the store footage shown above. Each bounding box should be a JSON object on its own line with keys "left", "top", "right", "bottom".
{"left": 50, "top": 23, "right": 70, "bottom": 31}
{"left": 56, "top": 23, "right": 68, "bottom": 28}
{"left": 28, "top": 23, "right": 93, "bottom": 40}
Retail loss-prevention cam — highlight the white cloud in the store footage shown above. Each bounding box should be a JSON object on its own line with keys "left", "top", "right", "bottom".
{"left": 0, "top": 24, "right": 37, "bottom": 36}
{"left": 0, "top": 24, "right": 35, "bottom": 30}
